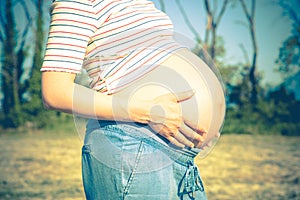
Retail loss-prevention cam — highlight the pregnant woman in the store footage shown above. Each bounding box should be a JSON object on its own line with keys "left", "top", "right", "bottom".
{"left": 41, "top": 0, "right": 225, "bottom": 199}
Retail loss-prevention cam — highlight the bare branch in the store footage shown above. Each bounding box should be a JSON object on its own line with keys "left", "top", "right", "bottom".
{"left": 158, "top": 0, "right": 166, "bottom": 12}
{"left": 203, "top": 0, "right": 230, "bottom": 60}
{"left": 239, "top": 0, "right": 251, "bottom": 22}
{"left": 0, "top": 30, "right": 4, "bottom": 43}
{"left": 251, "top": 0, "right": 256, "bottom": 18}
{"left": 15, "top": 0, "right": 34, "bottom": 50}
{"left": 175, "top": 0, "right": 202, "bottom": 44}
{"left": 0, "top": 9, "right": 6, "bottom": 43}
{"left": 18, "top": 0, "right": 33, "bottom": 33}
{"left": 239, "top": 43, "right": 250, "bottom": 65}
{"left": 204, "top": 0, "right": 212, "bottom": 16}
{"left": 238, "top": 0, "right": 258, "bottom": 105}
{"left": 216, "top": 0, "right": 229, "bottom": 25}
{"left": 204, "top": 0, "right": 212, "bottom": 48}
{"left": 235, "top": 20, "right": 248, "bottom": 28}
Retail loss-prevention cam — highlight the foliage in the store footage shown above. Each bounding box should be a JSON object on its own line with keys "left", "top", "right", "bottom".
{"left": 1, "top": 0, "right": 21, "bottom": 128}
{"left": 276, "top": 25, "right": 300, "bottom": 77}
{"left": 22, "top": 0, "right": 54, "bottom": 128}
{"left": 220, "top": 0, "right": 300, "bottom": 135}
{"left": 223, "top": 85, "right": 300, "bottom": 135}
{"left": 276, "top": 1, "right": 300, "bottom": 78}
{"left": 238, "top": 0, "right": 259, "bottom": 105}
{"left": 0, "top": 0, "right": 62, "bottom": 129}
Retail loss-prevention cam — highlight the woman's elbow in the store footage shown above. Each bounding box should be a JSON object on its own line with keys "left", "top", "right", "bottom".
{"left": 41, "top": 88, "right": 73, "bottom": 112}
{"left": 42, "top": 97, "right": 53, "bottom": 110}
{"left": 41, "top": 71, "right": 75, "bottom": 111}
{"left": 41, "top": 90, "right": 59, "bottom": 110}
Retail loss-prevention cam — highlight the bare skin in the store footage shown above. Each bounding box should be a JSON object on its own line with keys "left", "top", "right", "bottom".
{"left": 41, "top": 49, "right": 225, "bottom": 150}
{"left": 41, "top": 71, "right": 199, "bottom": 149}
{"left": 114, "top": 48, "right": 226, "bottom": 149}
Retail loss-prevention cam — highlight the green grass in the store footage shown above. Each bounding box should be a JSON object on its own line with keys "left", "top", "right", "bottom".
{"left": 0, "top": 128, "right": 299, "bottom": 200}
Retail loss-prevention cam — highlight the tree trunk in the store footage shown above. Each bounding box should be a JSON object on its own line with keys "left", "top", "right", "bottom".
{"left": 250, "top": 23, "right": 258, "bottom": 105}
{"left": 239, "top": 0, "right": 258, "bottom": 106}
{"left": 1, "top": 0, "right": 34, "bottom": 128}
{"left": 175, "top": 0, "right": 202, "bottom": 45}
{"left": 158, "top": 0, "right": 166, "bottom": 12}
{"left": 27, "top": 0, "right": 44, "bottom": 115}
{"left": 2, "top": 0, "right": 21, "bottom": 127}
{"left": 203, "top": 0, "right": 229, "bottom": 61}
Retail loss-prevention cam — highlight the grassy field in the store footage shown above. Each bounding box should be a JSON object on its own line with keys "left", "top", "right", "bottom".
{"left": 196, "top": 134, "right": 300, "bottom": 200}
{"left": 0, "top": 127, "right": 299, "bottom": 200}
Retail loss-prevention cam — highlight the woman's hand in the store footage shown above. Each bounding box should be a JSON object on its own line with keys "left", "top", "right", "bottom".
{"left": 127, "top": 90, "right": 207, "bottom": 149}
{"left": 42, "top": 72, "right": 207, "bottom": 149}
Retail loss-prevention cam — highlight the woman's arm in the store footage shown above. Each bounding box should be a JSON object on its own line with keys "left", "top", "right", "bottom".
{"left": 42, "top": 71, "right": 126, "bottom": 121}
{"left": 41, "top": 1, "right": 206, "bottom": 148}
{"left": 42, "top": 71, "right": 201, "bottom": 148}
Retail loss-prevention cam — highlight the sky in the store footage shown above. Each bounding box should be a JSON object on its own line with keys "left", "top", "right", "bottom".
{"left": 151, "top": 0, "right": 295, "bottom": 86}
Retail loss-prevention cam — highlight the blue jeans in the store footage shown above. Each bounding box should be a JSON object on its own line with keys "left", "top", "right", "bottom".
{"left": 82, "top": 120, "right": 207, "bottom": 200}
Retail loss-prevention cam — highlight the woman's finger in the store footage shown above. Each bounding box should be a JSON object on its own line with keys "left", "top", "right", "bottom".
{"left": 194, "top": 131, "right": 208, "bottom": 148}
{"left": 183, "top": 119, "right": 207, "bottom": 135}
{"left": 174, "top": 90, "right": 195, "bottom": 102}
{"left": 179, "top": 123, "right": 206, "bottom": 147}
{"left": 158, "top": 90, "right": 195, "bottom": 103}
{"left": 166, "top": 135, "right": 185, "bottom": 149}
{"left": 172, "top": 129, "right": 195, "bottom": 148}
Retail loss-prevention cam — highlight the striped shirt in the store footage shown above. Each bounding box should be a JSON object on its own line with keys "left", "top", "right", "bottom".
{"left": 41, "top": 0, "right": 186, "bottom": 94}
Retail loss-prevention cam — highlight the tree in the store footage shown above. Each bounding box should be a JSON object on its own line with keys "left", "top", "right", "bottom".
{"left": 276, "top": 0, "right": 300, "bottom": 78}
{"left": 174, "top": 0, "right": 229, "bottom": 65}
{"left": 0, "top": 0, "right": 33, "bottom": 127}
{"left": 0, "top": 0, "right": 54, "bottom": 128}
{"left": 23, "top": 0, "right": 52, "bottom": 128}
{"left": 158, "top": 0, "right": 166, "bottom": 12}
{"left": 174, "top": 0, "right": 202, "bottom": 46}
{"left": 203, "top": 0, "right": 229, "bottom": 61}
{"left": 238, "top": 0, "right": 258, "bottom": 106}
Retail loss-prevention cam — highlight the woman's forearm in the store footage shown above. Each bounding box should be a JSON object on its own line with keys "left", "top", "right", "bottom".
{"left": 41, "top": 71, "right": 199, "bottom": 148}
{"left": 41, "top": 72, "right": 133, "bottom": 121}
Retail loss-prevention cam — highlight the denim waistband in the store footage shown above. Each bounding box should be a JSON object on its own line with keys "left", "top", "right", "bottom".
{"left": 86, "top": 120, "right": 198, "bottom": 166}
{"left": 85, "top": 120, "right": 205, "bottom": 197}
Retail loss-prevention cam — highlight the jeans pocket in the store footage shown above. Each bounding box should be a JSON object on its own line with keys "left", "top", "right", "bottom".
{"left": 123, "top": 141, "right": 144, "bottom": 197}
{"left": 82, "top": 144, "right": 125, "bottom": 200}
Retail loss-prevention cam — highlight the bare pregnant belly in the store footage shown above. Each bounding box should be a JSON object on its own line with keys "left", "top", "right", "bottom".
{"left": 115, "top": 48, "right": 226, "bottom": 150}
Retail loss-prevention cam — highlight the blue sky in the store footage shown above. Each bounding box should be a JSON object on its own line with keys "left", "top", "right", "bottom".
{"left": 151, "top": 0, "right": 295, "bottom": 86}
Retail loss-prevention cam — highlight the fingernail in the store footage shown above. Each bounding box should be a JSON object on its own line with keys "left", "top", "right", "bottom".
{"left": 197, "top": 129, "right": 207, "bottom": 135}
{"left": 195, "top": 134, "right": 204, "bottom": 142}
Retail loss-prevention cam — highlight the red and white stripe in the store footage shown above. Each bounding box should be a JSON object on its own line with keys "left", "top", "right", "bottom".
{"left": 41, "top": 0, "right": 185, "bottom": 94}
